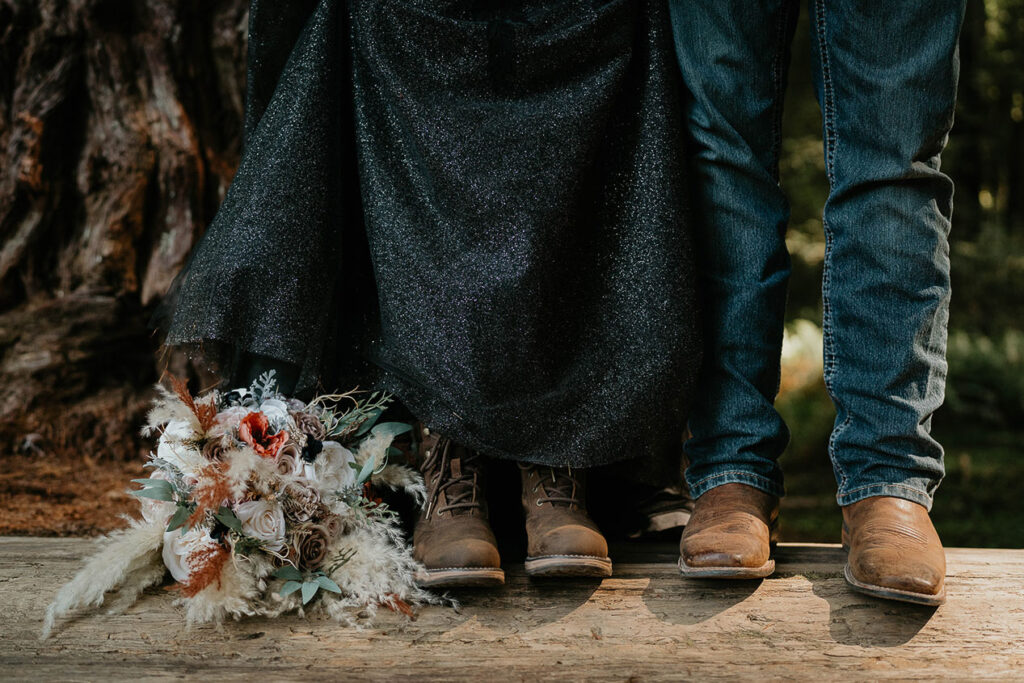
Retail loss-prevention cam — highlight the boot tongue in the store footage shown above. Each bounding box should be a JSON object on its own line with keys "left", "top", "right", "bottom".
{"left": 450, "top": 457, "right": 463, "bottom": 479}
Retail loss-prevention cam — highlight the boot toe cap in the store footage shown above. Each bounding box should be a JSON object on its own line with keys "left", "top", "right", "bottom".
{"left": 420, "top": 537, "right": 501, "bottom": 570}
{"left": 534, "top": 524, "right": 608, "bottom": 559}
{"left": 680, "top": 532, "right": 770, "bottom": 569}
{"left": 851, "top": 551, "right": 945, "bottom": 595}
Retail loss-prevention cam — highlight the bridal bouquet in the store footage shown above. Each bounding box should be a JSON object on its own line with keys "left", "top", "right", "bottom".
{"left": 43, "top": 372, "right": 437, "bottom": 638}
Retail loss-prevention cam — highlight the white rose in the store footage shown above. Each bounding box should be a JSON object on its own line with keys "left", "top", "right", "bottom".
{"left": 233, "top": 500, "right": 286, "bottom": 551}
{"left": 163, "top": 419, "right": 194, "bottom": 440}
{"left": 139, "top": 470, "right": 174, "bottom": 526}
{"left": 314, "top": 441, "right": 356, "bottom": 491}
{"left": 259, "top": 399, "right": 292, "bottom": 432}
{"left": 156, "top": 421, "right": 205, "bottom": 475}
{"left": 162, "top": 528, "right": 215, "bottom": 583}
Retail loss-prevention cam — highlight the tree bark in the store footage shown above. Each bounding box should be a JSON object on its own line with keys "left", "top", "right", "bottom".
{"left": 0, "top": 0, "right": 248, "bottom": 459}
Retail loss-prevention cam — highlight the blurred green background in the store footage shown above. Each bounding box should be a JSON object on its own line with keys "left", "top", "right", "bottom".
{"left": 775, "top": 1, "right": 1024, "bottom": 547}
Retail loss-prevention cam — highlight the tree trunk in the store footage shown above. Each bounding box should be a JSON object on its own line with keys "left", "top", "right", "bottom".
{"left": 0, "top": 0, "right": 248, "bottom": 459}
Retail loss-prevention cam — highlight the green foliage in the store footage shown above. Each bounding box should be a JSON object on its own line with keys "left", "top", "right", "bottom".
{"left": 214, "top": 507, "right": 244, "bottom": 534}
{"left": 355, "top": 455, "right": 377, "bottom": 486}
{"left": 944, "top": 330, "right": 1024, "bottom": 428}
{"left": 129, "top": 475, "right": 197, "bottom": 532}
{"left": 371, "top": 422, "right": 412, "bottom": 440}
{"left": 129, "top": 478, "right": 174, "bottom": 501}
{"left": 166, "top": 504, "right": 192, "bottom": 532}
{"left": 273, "top": 566, "right": 343, "bottom": 605}
{"left": 232, "top": 536, "right": 263, "bottom": 555}
{"left": 949, "top": 238, "right": 1024, "bottom": 335}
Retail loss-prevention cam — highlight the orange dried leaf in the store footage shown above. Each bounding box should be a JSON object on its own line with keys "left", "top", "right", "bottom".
{"left": 186, "top": 462, "right": 233, "bottom": 528}
{"left": 172, "top": 544, "right": 230, "bottom": 598}
{"left": 168, "top": 374, "right": 218, "bottom": 433}
{"left": 382, "top": 593, "right": 414, "bottom": 617}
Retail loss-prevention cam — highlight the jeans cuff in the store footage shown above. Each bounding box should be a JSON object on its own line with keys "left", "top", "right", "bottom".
{"left": 687, "top": 470, "right": 785, "bottom": 501}
{"left": 836, "top": 483, "right": 934, "bottom": 512}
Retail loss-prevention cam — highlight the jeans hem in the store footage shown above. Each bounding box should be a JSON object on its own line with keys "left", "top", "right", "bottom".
{"left": 836, "top": 483, "right": 934, "bottom": 512}
{"left": 688, "top": 470, "right": 785, "bottom": 500}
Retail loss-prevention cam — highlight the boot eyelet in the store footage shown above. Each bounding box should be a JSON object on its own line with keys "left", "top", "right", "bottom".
{"left": 535, "top": 499, "right": 543, "bottom": 507}
{"left": 532, "top": 485, "right": 538, "bottom": 493}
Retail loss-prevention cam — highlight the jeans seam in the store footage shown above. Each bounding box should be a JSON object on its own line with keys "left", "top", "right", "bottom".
{"left": 812, "top": 0, "right": 838, "bottom": 186}
{"left": 812, "top": 0, "right": 850, "bottom": 492}
{"left": 689, "top": 470, "right": 784, "bottom": 494}
{"left": 837, "top": 483, "right": 935, "bottom": 511}
{"left": 840, "top": 482, "right": 931, "bottom": 497}
{"left": 768, "top": 1, "right": 795, "bottom": 181}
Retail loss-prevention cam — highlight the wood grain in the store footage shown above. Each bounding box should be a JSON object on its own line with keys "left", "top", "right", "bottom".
{"left": 3, "top": 538, "right": 1022, "bottom": 680}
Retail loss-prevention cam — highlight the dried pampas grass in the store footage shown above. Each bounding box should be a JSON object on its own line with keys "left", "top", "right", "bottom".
{"left": 41, "top": 519, "right": 165, "bottom": 639}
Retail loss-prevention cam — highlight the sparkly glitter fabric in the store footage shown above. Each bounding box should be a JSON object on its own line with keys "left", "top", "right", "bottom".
{"left": 163, "top": 0, "right": 700, "bottom": 472}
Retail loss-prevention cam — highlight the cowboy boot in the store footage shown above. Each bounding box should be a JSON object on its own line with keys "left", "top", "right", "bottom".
{"left": 842, "top": 496, "right": 946, "bottom": 606}
{"left": 678, "top": 483, "right": 778, "bottom": 578}
{"left": 520, "top": 463, "right": 612, "bottom": 578}
{"left": 412, "top": 425, "right": 504, "bottom": 587}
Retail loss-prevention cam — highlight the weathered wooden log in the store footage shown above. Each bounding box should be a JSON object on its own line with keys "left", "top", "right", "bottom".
{"left": 3, "top": 539, "right": 1023, "bottom": 680}
{"left": 0, "top": 0, "right": 248, "bottom": 457}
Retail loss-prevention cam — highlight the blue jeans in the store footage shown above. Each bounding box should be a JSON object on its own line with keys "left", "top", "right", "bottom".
{"left": 669, "top": 0, "right": 966, "bottom": 510}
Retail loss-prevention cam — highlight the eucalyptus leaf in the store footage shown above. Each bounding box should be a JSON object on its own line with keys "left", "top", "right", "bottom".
{"left": 279, "top": 580, "right": 302, "bottom": 597}
{"left": 129, "top": 479, "right": 174, "bottom": 501}
{"left": 131, "top": 478, "right": 172, "bottom": 487}
{"left": 273, "top": 566, "right": 303, "bottom": 581}
{"left": 214, "top": 507, "right": 243, "bottom": 533}
{"left": 315, "top": 575, "right": 342, "bottom": 594}
{"left": 355, "top": 456, "right": 376, "bottom": 485}
{"left": 132, "top": 488, "right": 174, "bottom": 502}
{"left": 353, "top": 408, "right": 383, "bottom": 437}
{"left": 371, "top": 422, "right": 412, "bottom": 439}
{"left": 301, "top": 581, "right": 319, "bottom": 605}
{"left": 166, "top": 505, "right": 191, "bottom": 532}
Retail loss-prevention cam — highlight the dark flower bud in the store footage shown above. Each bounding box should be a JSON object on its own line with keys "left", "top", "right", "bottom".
{"left": 301, "top": 437, "right": 323, "bottom": 463}
{"left": 223, "top": 389, "right": 247, "bottom": 406}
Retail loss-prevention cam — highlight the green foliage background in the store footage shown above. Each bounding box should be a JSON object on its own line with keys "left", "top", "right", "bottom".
{"left": 773, "top": 2, "right": 1024, "bottom": 546}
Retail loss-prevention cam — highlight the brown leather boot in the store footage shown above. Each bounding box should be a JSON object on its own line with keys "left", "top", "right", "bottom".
{"left": 412, "top": 426, "right": 504, "bottom": 587}
{"left": 842, "top": 496, "right": 946, "bottom": 606}
{"left": 520, "top": 464, "right": 612, "bottom": 577}
{"left": 678, "top": 483, "right": 778, "bottom": 578}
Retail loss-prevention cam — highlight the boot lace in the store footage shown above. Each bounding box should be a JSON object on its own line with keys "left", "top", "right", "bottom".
{"left": 520, "top": 463, "right": 582, "bottom": 507}
{"left": 424, "top": 436, "right": 484, "bottom": 517}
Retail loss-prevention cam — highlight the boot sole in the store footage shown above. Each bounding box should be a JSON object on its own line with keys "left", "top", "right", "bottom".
{"left": 843, "top": 564, "right": 946, "bottom": 607}
{"left": 677, "top": 556, "right": 776, "bottom": 579}
{"left": 415, "top": 567, "right": 505, "bottom": 588}
{"left": 525, "top": 555, "right": 613, "bottom": 578}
